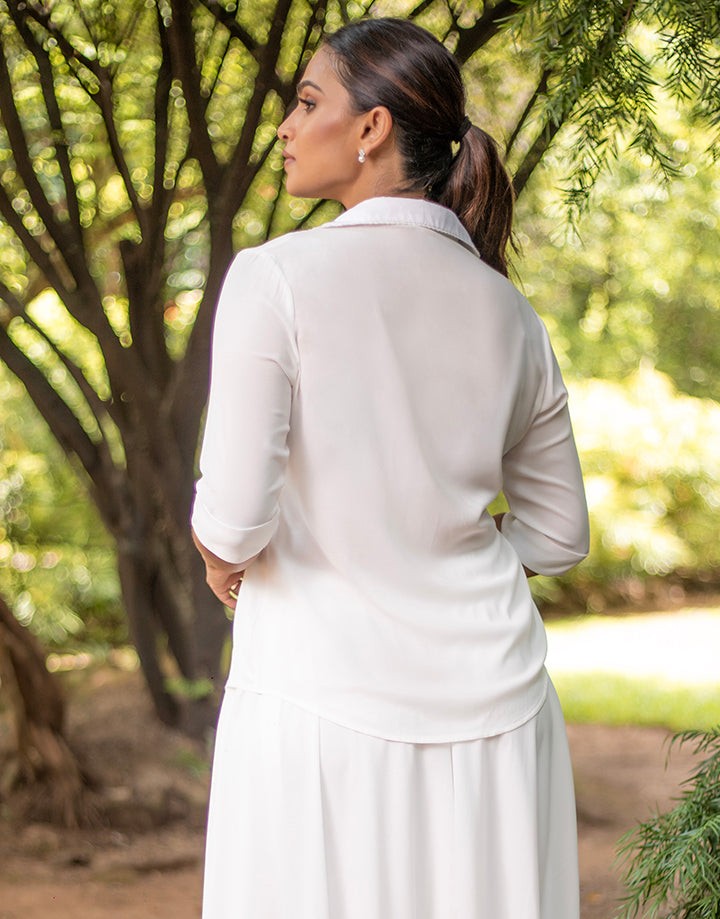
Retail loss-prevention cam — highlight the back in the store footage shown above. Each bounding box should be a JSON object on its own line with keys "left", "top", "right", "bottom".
{"left": 191, "top": 197, "right": 589, "bottom": 742}
{"left": 283, "top": 221, "right": 541, "bottom": 577}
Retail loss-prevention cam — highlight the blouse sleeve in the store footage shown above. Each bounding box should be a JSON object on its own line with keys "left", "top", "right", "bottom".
{"left": 191, "top": 249, "right": 298, "bottom": 565}
{"left": 499, "top": 312, "right": 590, "bottom": 577}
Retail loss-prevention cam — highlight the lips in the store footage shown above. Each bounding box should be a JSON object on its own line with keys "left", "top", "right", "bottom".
{"left": 282, "top": 152, "right": 295, "bottom": 167}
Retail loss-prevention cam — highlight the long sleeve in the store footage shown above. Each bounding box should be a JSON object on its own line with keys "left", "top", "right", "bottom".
{"left": 191, "top": 249, "right": 299, "bottom": 564}
{"left": 500, "top": 314, "right": 590, "bottom": 577}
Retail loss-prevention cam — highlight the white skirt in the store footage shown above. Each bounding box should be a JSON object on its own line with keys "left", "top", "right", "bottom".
{"left": 202, "top": 683, "right": 579, "bottom": 919}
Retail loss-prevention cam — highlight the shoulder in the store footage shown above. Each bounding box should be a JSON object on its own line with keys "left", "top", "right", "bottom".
{"left": 224, "top": 226, "right": 335, "bottom": 292}
{"left": 217, "top": 234, "right": 324, "bottom": 327}
{"left": 471, "top": 264, "right": 549, "bottom": 341}
{"left": 222, "top": 237, "right": 301, "bottom": 299}
{"left": 239, "top": 224, "right": 332, "bottom": 264}
{"left": 227, "top": 223, "right": 364, "bottom": 302}
{"left": 490, "top": 272, "right": 552, "bottom": 343}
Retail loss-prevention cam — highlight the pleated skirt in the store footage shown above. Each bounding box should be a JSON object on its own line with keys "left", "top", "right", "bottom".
{"left": 202, "top": 683, "right": 579, "bottom": 919}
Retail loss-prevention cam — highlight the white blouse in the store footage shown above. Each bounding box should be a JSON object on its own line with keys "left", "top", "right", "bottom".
{"left": 191, "top": 196, "right": 589, "bottom": 742}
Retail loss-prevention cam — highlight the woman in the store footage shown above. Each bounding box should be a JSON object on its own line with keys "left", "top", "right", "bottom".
{"left": 192, "top": 17, "right": 589, "bottom": 919}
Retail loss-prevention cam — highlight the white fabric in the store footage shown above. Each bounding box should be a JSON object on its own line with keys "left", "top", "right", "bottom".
{"left": 191, "top": 196, "right": 589, "bottom": 742}
{"left": 202, "top": 683, "right": 579, "bottom": 919}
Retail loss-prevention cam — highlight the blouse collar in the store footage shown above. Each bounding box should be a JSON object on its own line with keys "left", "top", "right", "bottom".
{"left": 326, "top": 196, "right": 478, "bottom": 255}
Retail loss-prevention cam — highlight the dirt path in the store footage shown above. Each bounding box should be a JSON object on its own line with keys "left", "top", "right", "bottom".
{"left": 569, "top": 722, "right": 696, "bottom": 918}
{"left": 0, "top": 668, "right": 700, "bottom": 919}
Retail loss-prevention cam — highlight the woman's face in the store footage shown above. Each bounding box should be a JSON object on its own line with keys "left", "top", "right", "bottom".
{"left": 277, "top": 48, "right": 369, "bottom": 207}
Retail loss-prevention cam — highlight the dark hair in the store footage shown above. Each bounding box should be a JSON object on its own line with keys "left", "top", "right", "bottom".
{"left": 323, "top": 18, "right": 515, "bottom": 276}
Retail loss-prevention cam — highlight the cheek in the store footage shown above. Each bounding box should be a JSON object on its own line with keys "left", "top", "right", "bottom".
{"left": 305, "top": 113, "right": 355, "bottom": 160}
{"left": 286, "top": 111, "right": 359, "bottom": 199}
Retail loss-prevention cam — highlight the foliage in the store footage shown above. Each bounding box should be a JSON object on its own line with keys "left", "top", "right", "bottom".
{"left": 528, "top": 369, "right": 720, "bottom": 609}
{"left": 505, "top": 0, "right": 720, "bottom": 213}
{"left": 616, "top": 727, "right": 720, "bottom": 919}
{"left": 516, "top": 110, "right": 720, "bottom": 402}
{"left": 576, "top": 372, "right": 720, "bottom": 579}
{"left": 0, "top": 365, "right": 123, "bottom": 649}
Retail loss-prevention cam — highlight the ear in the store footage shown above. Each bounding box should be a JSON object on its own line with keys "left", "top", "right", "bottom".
{"left": 359, "top": 106, "right": 394, "bottom": 155}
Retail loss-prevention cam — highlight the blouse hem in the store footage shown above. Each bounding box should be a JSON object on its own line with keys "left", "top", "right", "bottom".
{"left": 221, "top": 670, "right": 550, "bottom": 745}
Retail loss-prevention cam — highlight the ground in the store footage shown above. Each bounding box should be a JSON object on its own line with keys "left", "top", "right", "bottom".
{"left": 0, "top": 664, "right": 700, "bottom": 919}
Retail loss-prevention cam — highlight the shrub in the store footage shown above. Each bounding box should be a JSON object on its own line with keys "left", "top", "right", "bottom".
{"left": 531, "top": 367, "right": 720, "bottom": 610}
{"left": 616, "top": 727, "right": 720, "bottom": 919}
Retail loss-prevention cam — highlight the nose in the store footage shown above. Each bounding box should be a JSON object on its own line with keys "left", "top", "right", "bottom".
{"left": 277, "top": 109, "right": 294, "bottom": 141}
{"left": 278, "top": 97, "right": 300, "bottom": 141}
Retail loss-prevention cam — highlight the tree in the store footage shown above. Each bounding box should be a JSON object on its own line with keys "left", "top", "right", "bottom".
{"left": 0, "top": 590, "right": 92, "bottom": 827}
{"left": 0, "top": 0, "right": 717, "bottom": 732}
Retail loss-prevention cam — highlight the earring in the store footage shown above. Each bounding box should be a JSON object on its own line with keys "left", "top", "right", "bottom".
{"left": 358, "top": 149, "right": 366, "bottom": 164}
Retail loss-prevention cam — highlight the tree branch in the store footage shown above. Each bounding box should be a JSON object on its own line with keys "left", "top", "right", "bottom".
{"left": 505, "top": 69, "right": 549, "bottom": 159}
{"left": 509, "top": 1, "right": 650, "bottom": 199}
{"left": 7, "top": 1, "right": 110, "bottom": 132}
{"left": 196, "top": 0, "right": 260, "bottom": 57}
{"left": 0, "top": 185, "right": 73, "bottom": 301}
{"left": 121, "top": 237, "right": 172, "bottom": 389}
{"left": 0, "top": 180, "right": 152, "bottom": 410}
{"left": 0, "top": 279, "right": 122, "bottom": 433}
{"left": 454, "top": 1, "right": 520, "bottom": 64}
{"left": 7, "top": 7, "right": 84, "bottom": 244}
{"left": 262, "top": 0, "right": 329, "bottom": 111}
{"left": 293, "top": 0, "right": 328, "bottom": 87}
{"left": 117, "top": 4, "right": 177, "bottom": 390}
{"left": 108, "top": 2, "right": 148, "bottom": 80}
{"left": 167, "top": 227, "right": 232, "bottom": 475}
{"left": 150, "top": 7, "right": 175, "bottom": 228}
{"left": 295, "top": 198, "right": 335, "bottom": 231}
{"left": 0, "top": 43, "right": 87, "bottom": 289}
{"left": 0, "top": 318, "right": 122, "bottom": 528}
{"left": 11, "top": 0, "right": 99, "bottom": 78}
{"left": 94, "top": 73, "right": 148, "bottom": 236}
{"left": 223, "top": 132, "right": 280, "bottom": 224}
{"left": 167, "top": 0, "right": 221, "bottom": 191}
{"left": 219, "top": 0, "right": 295, "bottom": 212}
{"left": 512, "top": 112, "right": 564, "bottom": 198}
{"left": 407, "top": 0, "right": 437, "bottom": 21}
{"left": 14, "top": 0, "right": 148, "bottom": 236}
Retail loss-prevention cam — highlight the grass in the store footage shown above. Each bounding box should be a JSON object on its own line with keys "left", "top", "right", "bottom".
{"left": 545, "top": 606, "right": 720, "bottom": 732}
{"left": 551, "top": 671, "right": 720, "bottom": 732}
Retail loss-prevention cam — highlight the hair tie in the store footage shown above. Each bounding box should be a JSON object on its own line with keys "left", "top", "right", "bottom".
{"left": 456, "top": 115, "right": 472, "bottom": 142}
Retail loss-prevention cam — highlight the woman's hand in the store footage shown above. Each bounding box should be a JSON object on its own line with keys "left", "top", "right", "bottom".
{"left": 205, "top": 565, "right": 245, "bottom": 611}
{"left": 191, "top": 530, "right": 255, "bottom": 611}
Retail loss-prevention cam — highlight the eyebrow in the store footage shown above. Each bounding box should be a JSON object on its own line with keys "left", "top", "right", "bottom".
{"left": 296, "top": 79, "right": 324, "bottom": 94}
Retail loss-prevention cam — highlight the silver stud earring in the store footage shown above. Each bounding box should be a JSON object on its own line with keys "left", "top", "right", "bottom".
{"left": 358, "top": 149, "right": 366, "bottom": 164}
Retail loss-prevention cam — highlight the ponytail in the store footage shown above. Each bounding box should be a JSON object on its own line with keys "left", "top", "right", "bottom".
{"left": 324, "top": 19, "right": 515, "bottom": 276}
{"left": 435, "top": 126, "right": 515, "bottom": 278}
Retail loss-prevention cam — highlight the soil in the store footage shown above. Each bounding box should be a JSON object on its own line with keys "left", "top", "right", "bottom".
{"left": 0, "top": 664, "right": 700, "bottom": 919}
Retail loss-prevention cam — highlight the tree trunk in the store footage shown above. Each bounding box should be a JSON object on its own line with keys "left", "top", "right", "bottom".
{"left": 112, "top": 475, "right": 231, "bottom": 737}
{"left": 0, "top": 593, "right": 93, "bottom": 827}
